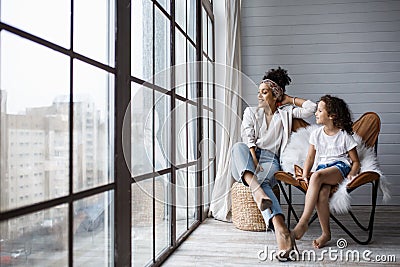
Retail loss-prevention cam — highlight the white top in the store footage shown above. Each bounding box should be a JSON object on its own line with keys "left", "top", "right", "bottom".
{"left": 256, "top": 112, "right": 283, "bottom": 154}
{"left": 241, "top": 100, "right": 317, "bottom": 157}
{"left": 309, "top": 126, "right": 357, "bottom": 166}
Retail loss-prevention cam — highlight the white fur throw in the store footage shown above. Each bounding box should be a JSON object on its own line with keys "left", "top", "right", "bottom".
{"left": 280, "top": 125, "right": 391, "bottom": 214}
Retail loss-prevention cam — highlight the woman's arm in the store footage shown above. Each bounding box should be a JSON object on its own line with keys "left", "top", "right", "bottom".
{"left": 281, "top": 94, "right": 307, "bottom": 107}
{"left": 249, "top": 147, "right": 263, "bottom": 172}
{"left": 241, "top": 108, "right": 263, "bottom": 171}
{"left": 281, "top": 94, "right": 317, "bottom": 119}
{"left": 302, "top": 144, "right": 316, "bottom": 181}
{"left": 241, "top": 107, "right": 257, "bottom": 148}
{"left": 347, "top": 147, "right": 360, "bottom": 180}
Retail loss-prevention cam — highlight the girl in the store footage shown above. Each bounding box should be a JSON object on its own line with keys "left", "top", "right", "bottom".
{"left": 292, "top": 95, "right": 360, "bottom": 249}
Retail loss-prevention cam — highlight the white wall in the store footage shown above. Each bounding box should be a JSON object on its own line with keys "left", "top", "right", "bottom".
{"left": 241, "top": 0, "right": 400, "bottom": 205}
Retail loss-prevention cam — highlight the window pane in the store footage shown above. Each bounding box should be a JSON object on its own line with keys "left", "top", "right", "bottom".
{"left": 74, "top": 191, "right": 113, "bottom": 266}
{"left": 131, "top": 83, "right": 153, "bottom": 177}
{"left": 0, "top": 205, "right": 68, "bottom": 265}
{"left": 209, "top": 113, "right": 215, "bottom": 159}
{"left": 202, "top": 116, "right": 209, "bottom": 168}
{"left": 176, "top": 168, "right": 187, "bottom": 238}
{"left": 132, "top": 0, "right": 153, "bottom": 81}
{"left": 208, "top": 16, "right": 213, "bottom": 59}
{"left": 187, "top": 0, "right": 196, "bottom": 42}
{"left": 175, "top": 30, "right": 186, "bottom": 97}
{"left": 188, "top": 165, "right": 196, "bottom": 226}
{"left": 155, "top": 174, "right": 170, "bottom": 257}
{"left": 203, "top": 73, "right": 209, "bottom": 109}
{"left": 202, "top": 8, "right": 207, "bottom": 54}
{"left": 202, "top": 55, "right": 208, "bottom": 88}
{"left": 155, "top": 7, "right": 171, "bottom": 89}
{"left": 73, "top": 60, "right": 112, "bottom": 192}
{"left": 154, "top": 92, "right": 171, "bottom": 171}
{"left": 175, "top": 100, "right": 187, "bottom": 166}
{"left": 202, "top": 115, "right": 210, "bottom": 208}
{"left": 203, "top": 161, "right": 210, "bottom": 207}
{"left": 157, "top": 0, "right": 170, "bottom": 14}
{"left": 0, "top": 0, "right": 70, "bottom": 48}
{"left": 175, "top": 0, "right": 186, "bottom": 31}
{"left": 187, "top": 44, "right": 197, "bottom": 100}
{"left": 187, "top": 103, "right": 197, "bottom": 162}
{"left": 74, "top": 0, "right": 115, "bottom": 66}
{"left": 0, "top": 32, "right": 70, "bottom": 212}
{"left": 132, "top": 179, "right": 153, "bottom": 267}
{"left": 208, "top": 60, "right": 215, "bottom": 103}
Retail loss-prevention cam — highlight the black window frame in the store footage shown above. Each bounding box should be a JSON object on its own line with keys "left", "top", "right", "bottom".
{"left": 0, "top": 0, "right": 215, "bottom": 266}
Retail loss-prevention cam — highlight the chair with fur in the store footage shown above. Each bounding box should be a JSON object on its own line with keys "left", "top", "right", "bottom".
{"left": 274, "top": 112, "right": 389, "bottom": 245}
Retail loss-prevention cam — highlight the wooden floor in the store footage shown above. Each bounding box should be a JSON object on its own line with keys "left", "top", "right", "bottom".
{"left": 162, "top": 205, "right": 400, "bottom": 266}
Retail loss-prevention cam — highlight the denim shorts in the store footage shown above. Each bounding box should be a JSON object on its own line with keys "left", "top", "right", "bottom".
{"left": 316, "top": 161, "right": 351, "bottom": 178}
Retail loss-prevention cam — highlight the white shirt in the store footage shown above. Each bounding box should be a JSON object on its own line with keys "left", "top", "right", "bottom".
{"left": 255, "top": 111, "right": 283, "bottom": 155}
{"left": 241, "top": 100, "right": 317, "bottom": 157}
{"left": 309, "top": 126, "right": 357, "bottom": 166}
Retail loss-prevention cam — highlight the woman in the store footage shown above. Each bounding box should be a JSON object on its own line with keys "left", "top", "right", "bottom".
{"left": 230, "top": 67, "right": 316, "bottom": 258}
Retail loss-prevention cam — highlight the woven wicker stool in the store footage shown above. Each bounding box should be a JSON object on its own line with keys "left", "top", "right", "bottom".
{"left": 231, "top": 182, "right": 280, "bottom": 232}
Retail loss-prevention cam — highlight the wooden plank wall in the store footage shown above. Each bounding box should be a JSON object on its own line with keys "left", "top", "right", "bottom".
{"left": 240, "top": 0, "right": 400, "bottom": 205}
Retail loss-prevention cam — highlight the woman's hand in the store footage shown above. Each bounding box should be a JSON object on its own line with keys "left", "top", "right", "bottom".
{"left": 255, "top": 163, "right": 264, "bottom": 173}
{"left": 253, "top": 159, "right": 264, "bottom": 173}
{"left": 280, "top": 94, "right": 292, "bottom": 105}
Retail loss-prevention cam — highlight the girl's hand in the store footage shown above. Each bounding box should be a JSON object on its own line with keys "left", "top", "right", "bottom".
{"left": 347, "top": 174, "right": 357, "bottom": 181}
{"left": 301, "top": 176, "right": 309, "bottom": 184}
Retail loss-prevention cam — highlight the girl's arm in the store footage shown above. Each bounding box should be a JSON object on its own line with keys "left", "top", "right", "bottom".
{"left": 347, "top": 147, "right": 360, "bottom": 180}
{"left": 302, "top": 144, "right": 316, "bottom": 181}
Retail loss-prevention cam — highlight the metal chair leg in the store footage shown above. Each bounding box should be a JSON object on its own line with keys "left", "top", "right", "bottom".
{"left": 277, "top": 181, "right": 299, "bottom": 228}
{"left": 329, "top": 181, "right": 379, "bottom": 245}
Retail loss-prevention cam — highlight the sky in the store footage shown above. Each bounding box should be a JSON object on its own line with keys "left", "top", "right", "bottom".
{"left": 1, "top": 0, "right": 111, "bottom": 115}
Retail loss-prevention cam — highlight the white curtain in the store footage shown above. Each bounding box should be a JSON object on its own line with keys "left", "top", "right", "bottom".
{"left": 209, "top": 0, "right": 242, "bottom": 222}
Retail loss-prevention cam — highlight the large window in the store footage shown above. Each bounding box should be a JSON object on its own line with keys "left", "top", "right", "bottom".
{"left": 130, "top": 0, "right": 215, "bottom": 265}
{"left": 0, "top": 0, "right": 215, "bottom": 266}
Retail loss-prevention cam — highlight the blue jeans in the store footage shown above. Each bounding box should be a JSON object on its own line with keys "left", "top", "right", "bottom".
{"left": 231, "top": 142, "right": 283, "bottom": 229}
{"left": 316, "top": 161, "right": 351, "bottom": 178}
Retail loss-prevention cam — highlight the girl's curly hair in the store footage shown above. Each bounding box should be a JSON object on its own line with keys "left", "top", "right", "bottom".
{"left": 320, "top": 95, "right": 353, "bottom": 135}
{"left": 262, "top": 66, "right": 292, "bottom": 91}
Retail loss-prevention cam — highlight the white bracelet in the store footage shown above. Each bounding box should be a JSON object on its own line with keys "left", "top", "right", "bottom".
{"left": 293, "top": 97, "right": 296, "bottom": 105}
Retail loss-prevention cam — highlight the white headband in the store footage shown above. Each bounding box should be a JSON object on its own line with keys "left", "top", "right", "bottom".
{"left": 261, "top": 79, "right": 284, "bottom": 101}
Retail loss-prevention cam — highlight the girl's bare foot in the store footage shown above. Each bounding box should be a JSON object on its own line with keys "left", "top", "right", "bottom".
{"left": 312, "top": 233, "right": 331, "bottom": 249}
{"left": 293, "top": 222, "right": 308, "bottom": 240}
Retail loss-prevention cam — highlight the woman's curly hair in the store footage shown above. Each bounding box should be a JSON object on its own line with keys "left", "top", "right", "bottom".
{"left": 320, "top": 95, "right": 353, "bottom": 135}
{"left": 262, "top": 66, "right": 292, "bottom": 91}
